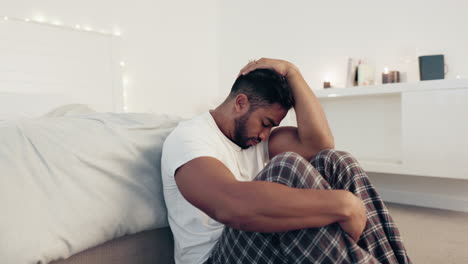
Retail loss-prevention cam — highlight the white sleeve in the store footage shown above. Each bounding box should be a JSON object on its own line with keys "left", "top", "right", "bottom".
{"left": 263, "top": 138, "right": 270, "bottom": 163}
{"left": 161, "top": 125, "right": 218, "bottom": 179}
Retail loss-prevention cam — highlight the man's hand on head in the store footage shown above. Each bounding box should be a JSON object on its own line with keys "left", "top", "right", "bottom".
{"left": 238, "top": 58, "right": 299, "bottom": 79}
{"left": 242, "top": 57, "right": 335, "bottom": 160}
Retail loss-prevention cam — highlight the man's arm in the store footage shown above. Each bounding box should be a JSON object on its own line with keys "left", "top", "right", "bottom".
{"left": 239, "top": 58, "right": 334, "bottom": 160}
{"left": 175, "top": 156, "right": 366, "bottom": 240}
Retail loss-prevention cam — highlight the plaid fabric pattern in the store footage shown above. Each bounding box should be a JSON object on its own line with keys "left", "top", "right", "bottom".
{"left": 205, "top": 150, "right": 412, "bottom": 264}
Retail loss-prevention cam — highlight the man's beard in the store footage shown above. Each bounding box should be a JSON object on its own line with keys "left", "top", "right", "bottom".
{"left": 233, "top": 112, "right": 261, "bottom": 149}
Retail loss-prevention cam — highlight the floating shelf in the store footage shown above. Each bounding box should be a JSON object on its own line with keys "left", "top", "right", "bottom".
{"left": 313, "top": 79, "right": 468, "bottom": 99}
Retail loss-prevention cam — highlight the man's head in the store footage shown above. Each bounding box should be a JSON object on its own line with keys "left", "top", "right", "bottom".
{"left": 229, "top": 69, "right": 295, "bottom": 111}
{"left": 226, "top": 69, "right": 295, "bottom": 149}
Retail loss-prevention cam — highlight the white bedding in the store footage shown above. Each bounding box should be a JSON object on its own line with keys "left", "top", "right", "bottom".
{"left": 0, "top": 105, "right": 181, "bottom": 263}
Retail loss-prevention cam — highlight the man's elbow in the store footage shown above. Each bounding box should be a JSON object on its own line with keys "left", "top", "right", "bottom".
{"left": 213, "top": 208, "right": 236, "bottom": 227}
{"left": 314, "top": 136, "right": 335, "bottom": 152}
{"left": 323, "top": 138, "right": 335, "bottom": 150}
{"left": 321, "top": 133, "right": 335, "bottom": 150}
{"left": 213, "top": 205, "right": 256, "bottom": 231}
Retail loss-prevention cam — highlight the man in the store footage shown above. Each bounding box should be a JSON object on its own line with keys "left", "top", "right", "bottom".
{"left": 161, "top": 58, "right": 411, "bottom": 264}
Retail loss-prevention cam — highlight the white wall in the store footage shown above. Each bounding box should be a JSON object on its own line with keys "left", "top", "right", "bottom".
{"left": 218, "top": 0, "right": 468, "bottom": 94}
{"left": 0, "top": 0, "right": 219, "bottom": 118}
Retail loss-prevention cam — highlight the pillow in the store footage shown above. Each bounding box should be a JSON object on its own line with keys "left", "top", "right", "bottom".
{"left": 44, "top": 104, "right": 97, "bottom": 117}
{"left": 0, "top": 111, "right": 181, "bottom": 263}
{"left": 0, "top": 93, "right": 73, "bottom": 121}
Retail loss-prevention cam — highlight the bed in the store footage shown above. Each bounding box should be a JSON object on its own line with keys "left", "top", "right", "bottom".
{"left": 0, "top": 103, "right": 179, "bottom": 264}
{"left": 1, "top": 16, "right": 177, "bottom": 264}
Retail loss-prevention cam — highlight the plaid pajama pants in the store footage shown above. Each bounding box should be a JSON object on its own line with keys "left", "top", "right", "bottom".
{"left": 204, "top": 150, "right": 412, "bottom": 264}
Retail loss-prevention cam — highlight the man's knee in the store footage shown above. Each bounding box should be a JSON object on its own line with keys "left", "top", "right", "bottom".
{"left": 269, "top": 151, "right": 310, "bottom": 174}
{"left": 270, "top": 151, "right": 304, "bottom": 164}
{"left": 314, "top": 149, "right": 359, "bottom": 166}
{"left": 256, "top": 151, "right": 327, "bottom": 189}
{"left": 316, "top": 148, "right": 350, "bottom": 158}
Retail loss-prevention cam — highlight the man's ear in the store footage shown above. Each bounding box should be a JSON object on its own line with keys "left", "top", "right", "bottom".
{"left": 234, "top": 94, "right": 250, "bottom": 114}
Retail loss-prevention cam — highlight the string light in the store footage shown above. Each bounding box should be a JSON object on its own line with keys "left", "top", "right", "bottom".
{"left": 1, "top": 14, "right": 121, "bottom": 37}
{"left": 34, "top": 16, "right": 45, "bottom": 23}
{"left": 122, "top": 76, "right": 130, "bottom": 112}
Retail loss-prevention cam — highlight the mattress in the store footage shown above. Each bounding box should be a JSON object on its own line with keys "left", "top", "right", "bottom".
{"left": 49, "top": 227, "right": 174, "bottom": 264}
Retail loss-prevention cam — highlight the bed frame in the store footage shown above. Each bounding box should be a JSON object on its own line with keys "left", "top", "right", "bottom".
{"left": 50, "top": 228, "right": 174, "bottom": 264}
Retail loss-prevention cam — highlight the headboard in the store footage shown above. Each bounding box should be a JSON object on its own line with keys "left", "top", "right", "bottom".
{"left": 0, "top": 16, "right": 123, "bottom": 119}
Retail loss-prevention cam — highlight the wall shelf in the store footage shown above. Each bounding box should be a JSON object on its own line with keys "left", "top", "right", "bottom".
{"left": 314, "top": 79, "right": 468, "bottom": 99}
{"left": 313, "top": 79, "right": 468, "bottom": 180}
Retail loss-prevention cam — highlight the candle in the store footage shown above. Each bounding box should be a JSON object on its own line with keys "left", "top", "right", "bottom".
{"left": 390, "top": 71, "right": 400, "bottom": 83}
{"left": 382, "top": 67, "right": 391, "bottom": 84}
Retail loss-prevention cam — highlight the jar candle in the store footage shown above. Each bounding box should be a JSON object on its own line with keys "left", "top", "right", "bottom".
{"left": 382, "top": 67, "right": 391, "bottom": 84}
{"left": 390, "top": 71, "right": 400, "bottom": 83}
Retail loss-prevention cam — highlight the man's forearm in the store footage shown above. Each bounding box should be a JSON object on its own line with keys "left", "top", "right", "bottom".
{"left": 219, "top": 181, "right": 354, "bottom": 233}
{"left": 286, "top": 66, "right": 335, "bottom": 153}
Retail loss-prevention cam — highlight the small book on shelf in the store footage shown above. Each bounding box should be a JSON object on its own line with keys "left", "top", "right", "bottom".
{"left": 419, "top": 55, "right": 445, "bottom": 81}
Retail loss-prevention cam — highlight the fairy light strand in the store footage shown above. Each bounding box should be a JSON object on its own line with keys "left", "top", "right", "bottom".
{"left": 1, "top": 15, "right": 122, "bottom": 37}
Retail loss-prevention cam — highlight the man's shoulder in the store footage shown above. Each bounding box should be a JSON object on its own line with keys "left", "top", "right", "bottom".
{"left": 162, "top": 112, "right": 220, "bottom": 160}
{"left": 161, "top": 113, "right": 220, "bottom": 180}
{"left": 165, "top": 113, "right": 213, "bottom": 142}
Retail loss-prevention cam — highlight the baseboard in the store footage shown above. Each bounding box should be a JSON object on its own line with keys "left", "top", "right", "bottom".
{"left": 378, "top": 188, "right": 468, "bottom": 213}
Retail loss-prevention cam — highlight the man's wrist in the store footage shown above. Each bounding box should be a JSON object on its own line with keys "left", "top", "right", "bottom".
{"left": 337, "top": 191, "right": 357, "bottom": 222}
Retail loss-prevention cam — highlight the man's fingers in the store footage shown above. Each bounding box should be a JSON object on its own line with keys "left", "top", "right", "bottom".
{"left": 240, "top": 64, "right": 254, "bottom": 74}
{"left": 238, "top": 61, "right": 254, "bottom": 77}
{"left": 242, "top": 60, "right": 258, "bottom": 72}
{"left": 240, "top": 59, "right": 264, "bottom": 76}
{"left": 237, "top": 58, "right": 276, "bottom": 77}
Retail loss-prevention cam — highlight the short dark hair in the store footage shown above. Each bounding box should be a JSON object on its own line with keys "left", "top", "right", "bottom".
{"left": 229, "top": 69, "right": 294, "bottom": 110}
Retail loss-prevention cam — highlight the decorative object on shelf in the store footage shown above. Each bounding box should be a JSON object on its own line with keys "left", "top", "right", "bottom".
{"left": 323, "top": 81, "right": 331, "bottom": 88}
{"left": 357, "top": 60, "right": 375, "bottom": 86}
{"left": 419, "top": 54, "right": 446, "bottom": 81}
{"left": 382, "top": 67, "right": 400, "bottom": 84}
{"left": 345, "top": 58, "right": 359, "bottom": 87}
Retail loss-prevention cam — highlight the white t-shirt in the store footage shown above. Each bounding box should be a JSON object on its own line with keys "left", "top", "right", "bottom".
{"left": 161, "top": 112, "right": 269, "bottom": 264}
